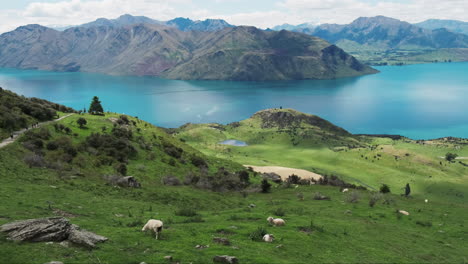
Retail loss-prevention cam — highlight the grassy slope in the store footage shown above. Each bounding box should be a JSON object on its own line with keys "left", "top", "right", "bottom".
{"left": 175, "top": 109, "right": 468, "bottom": 204}
{"left": 0, "top": 88, "right": 74, "bottom": 140}
{"left": 1, "top": 112, "right": 467, "bottom": 263}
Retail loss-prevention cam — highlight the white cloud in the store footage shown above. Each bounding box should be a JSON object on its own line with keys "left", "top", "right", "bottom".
{"left": 0, "top": 0, "right": 467, "bottom": 34}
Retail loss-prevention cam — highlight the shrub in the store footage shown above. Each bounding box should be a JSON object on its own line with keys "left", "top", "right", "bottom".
{"left": 24, "top": 153, "right": 45, "bottom": 168}
{"left": 345, "top": 191, "right": 360, "bottom": 203}
{"left": 184, "top": 172, "right": 200, "bottom": 185}
{"left": 416, "top": 220, "right": 432, "bottom": 227}
{"left": 238, "top": 170, "right": 250, "bottom": 184}
{"left": 191, "top": 156, "right": 208, "bottom": 168}
{"left": 261, "top": 179, "right": 272, "bottom": 193}
{"left": 182, "top": 215, "right": 205, "bottom": 223}
{"left": 168, "top": 158, "right": 176, "bottom": 166}
{"left": 175, "top": 208, "right": 198, "bottom": 217}
{"left": 163, "top": 175, "right": 181, "bottom": 186}
{"left": 46, "top": 141, "right": 59, "bottom": 151}
{"left": 116, "top": 163, "right": 127, "bottom": 176}
{"left": 249, "top": 227, "right": 268, "bottom": 241}
{"left": 118, "top": 115, "right": 130, "bottom": 125}
{"left": 272, "top": 207, "right": 286, "bottom": 217}
{"left": 313, "top": 192, "right": 330, "bottom": 200}
{"left": 76, "top": 117, "right": 87, "bottom": 128}
{"left": 445, "top": 153, "right": 458, "bottom": 162}
{"left": 287, "top": 174, "right": 301, "bottom": 184}
{"left": 163, "top": 143, "right": 183, "bottom": 159}
{"left": 380, "top": 184, "right": 391, "bottom": 193}
{"left": 369, "top": 192, "right": 383, "bottom": 207}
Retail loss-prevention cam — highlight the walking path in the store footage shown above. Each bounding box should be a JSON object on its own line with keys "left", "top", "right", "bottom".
{"left": 0, "top": 113, "right": 74, "bottom": 149}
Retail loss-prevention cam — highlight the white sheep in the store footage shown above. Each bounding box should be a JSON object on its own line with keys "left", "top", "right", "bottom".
{"left": 142, "top": 219, "right": 163, "bottom": 239}
{"left": 398, "top": 210, "right": 410, "bottom": 216}
{"left": 342, "top": 188, "right": 349, "bottom": 193}
{"left": 263, "top": 234, "right": 275, "bottom": 242}
{"left": 425, "top": 199, "right": 428, "bottom": 203}
{"left": 267, "top": 217, "right": 285, "bottom": 226}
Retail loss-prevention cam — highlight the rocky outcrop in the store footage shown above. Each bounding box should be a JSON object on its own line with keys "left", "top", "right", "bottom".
{"left": 0, "top": 217, "right": 107, "bottom": 248}
{"left": 213, "top": 255, "right": 239, "bottom": 264}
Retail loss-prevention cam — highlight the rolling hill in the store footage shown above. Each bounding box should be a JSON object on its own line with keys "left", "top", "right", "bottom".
{"left": 1, "top": 92, "right": 467, "bottom": 263}
{"left": 175, "top": 108, "right": 468, "bottom": 202}
{"left": 0, "top": 23, "right": 377, "bottom": 81}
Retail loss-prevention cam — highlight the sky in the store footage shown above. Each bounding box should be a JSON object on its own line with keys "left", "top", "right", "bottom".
{"left": 0, "top": 0, "right": 467, "bottom": 33}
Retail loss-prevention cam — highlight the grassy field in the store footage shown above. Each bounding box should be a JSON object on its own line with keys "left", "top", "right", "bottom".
{"left": 175, "top": 109, "right": 468, "bottom": 204}
{"left": 0, "top": 110, "right": 467, "bottom": 263}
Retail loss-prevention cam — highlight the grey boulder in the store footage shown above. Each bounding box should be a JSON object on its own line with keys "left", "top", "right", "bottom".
{"left": 0, "top": 217, "right": 107, "bottom": 248}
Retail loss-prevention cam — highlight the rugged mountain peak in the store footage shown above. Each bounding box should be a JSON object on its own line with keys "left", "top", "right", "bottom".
{"left": 349, "top": 16, "right": 411, "bottom": 29}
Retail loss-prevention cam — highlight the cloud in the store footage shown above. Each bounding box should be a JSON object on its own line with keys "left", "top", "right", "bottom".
{"left": 0, "top": 0, "right": 467, "bottom": 34}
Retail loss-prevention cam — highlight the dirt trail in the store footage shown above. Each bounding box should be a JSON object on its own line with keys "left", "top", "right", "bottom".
{"left": 244, "top": 165, "right": 322, "bottom": 181}
{"left": 0, "top": 113, "right": 74, "bottom": 149}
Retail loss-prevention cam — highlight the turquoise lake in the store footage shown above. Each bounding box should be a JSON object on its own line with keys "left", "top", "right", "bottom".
{"left": 0, "top": 62, "right": 467, "bottom": 139}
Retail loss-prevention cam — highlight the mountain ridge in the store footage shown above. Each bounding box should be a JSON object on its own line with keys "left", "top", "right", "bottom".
{"left": 0, "top": 23, "right": 377, "bottom": 81}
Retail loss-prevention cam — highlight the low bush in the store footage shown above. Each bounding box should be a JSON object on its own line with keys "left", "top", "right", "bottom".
{"left": 345, "top": 191, "right": 360, "bottom": 203}
{"left": 175, "top": 208, "right": 198, "bottom": 217}
{"left": 380, "top": 184, "right": 391, "bottom": 194}
{"left": 369, "top": 193, "right": 383, "bottom": 207}
{"left": 191, "top": 156, "right": 208, "bottom": 168}
{"left": 261, "top": 179, "right": 272, "bottom": 193}
{"left": 272, "top": 207, "right": 286, "bottom": 217}
{"left": 416, "top": 220, "right": 432, "bottom": 227}
{"left": 181, "top": 215, "right": 204, "bottom": 223}
{"left": 24, "top": 153, "right": 45, "bottom": 168}
{"left": 249, "top": 226, "right": 268, "bottom": 241}
{"left": 163, "top": 175, "right": 181, "bottom": 186}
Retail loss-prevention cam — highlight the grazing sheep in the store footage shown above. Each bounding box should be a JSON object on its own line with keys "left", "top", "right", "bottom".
{"left": 267, "top": 217, "right": 285, "bottom": 226}
{"left": 342, "top": 188, "right": 349, "bottom": 193}
{"left": 263, "top": 234, "right": 274, "bottom": 242}
{"left": 398, "top": 210, "right": 410, "bottom": 216}
{"left": 425, "top": 199, "right": 428, "bottom": 203}
{"left": 142, "top": 219, "right": 163, "bottom": 239}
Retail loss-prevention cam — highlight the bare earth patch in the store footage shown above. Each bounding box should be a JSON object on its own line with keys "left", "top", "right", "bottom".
{"left": 244, "top": 165, "right": 322, "bottom": 181}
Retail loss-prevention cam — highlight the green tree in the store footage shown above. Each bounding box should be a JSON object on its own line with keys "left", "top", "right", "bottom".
{"left": 445, "top": 153, "right": 458, "bottom": 162}
{"left": 76, "top": 117, "right": 87, "bottom": 128}
{"left": 405, "top": 183, "right": 411, "bottom": 197}
{"left": 89, "top": 96, "right": 104, "bottom": 115}
{"left": 380, "top": 184, "right": 391, "bottom": 194}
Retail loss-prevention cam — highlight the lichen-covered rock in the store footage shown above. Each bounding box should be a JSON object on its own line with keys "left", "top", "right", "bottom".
{"left": 0, "top": 217, "right": 107, "bottom": 248}
{"left": 0, "top": 217, "right": 70, "bottom": 242}
{"left": 213, "top": 237, "right": 231, "bottom": 246}
{"left": 67, "top": 224, "right": 108, "bottom": 248}
{"left": 213, "top": 255, "right": 238, "bottom": 264}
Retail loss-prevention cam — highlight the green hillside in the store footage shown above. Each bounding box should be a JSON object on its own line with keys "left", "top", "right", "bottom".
{"left": 175, "top": 109, "right": 468, "bottom": 203}
{"left": 1, "top": 101, "right": 467, "bottom": 263}
{"left": 0, "top": 87, "right": 74, "bottom": 140}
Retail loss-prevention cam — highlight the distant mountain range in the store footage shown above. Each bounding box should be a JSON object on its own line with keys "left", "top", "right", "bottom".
{"left": 0, "top": 20, "right": 377, "bottom": 81}
{"left": 273, "top": 16, "right": 468, "bottom": 64}
{"left": 52, "top": 14, "right": 234, "bottom": 32}
{"left": 415, "top": 19, "right": 468, "bottom": 36}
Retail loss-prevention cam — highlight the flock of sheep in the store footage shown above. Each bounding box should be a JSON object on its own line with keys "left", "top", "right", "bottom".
{"left": 141, "top": 189, "right": 425, "bottom": 241}
{"left": 141, "top": 216, "right": 286, "bottom": 242}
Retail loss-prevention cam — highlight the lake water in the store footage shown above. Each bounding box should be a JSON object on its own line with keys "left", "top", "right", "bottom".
{"left": 220, "top": 140, "right": 249, "bottom": 147}
{"left": 0, "top": 62, "right": 467, "bottom": 139}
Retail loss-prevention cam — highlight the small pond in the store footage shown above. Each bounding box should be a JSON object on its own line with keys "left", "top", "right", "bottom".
{"left": 219, "top": 139, "right": 248, "bottom": 147}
